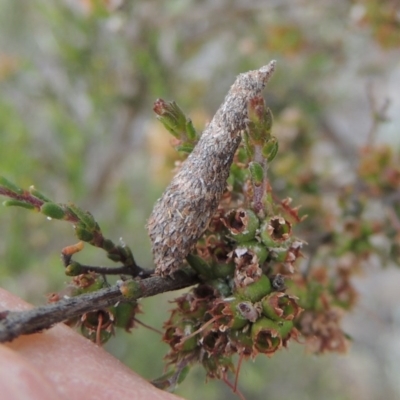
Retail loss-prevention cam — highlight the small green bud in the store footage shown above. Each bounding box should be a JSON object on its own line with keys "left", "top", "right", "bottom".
{"left": 176, "top": 143, "right": 195, "bottom": 153}
{"left": 89, "top": 279, "right": 107, "bottom": 292}
{"left": 3, "top": 200, "right": 35, "bottom": 210}
{"left": 153, "top": 98, "right": 199, "bottom": 147}
{"left": 119, "top": 280, "right": 142, "bottom": 299}
{"left": 117, "top": 245, "right": 134, "bottom": 265}
{"left": 67, "top": 203, "right": 97, "bottom": 230}
{"left": 247, "top": 96, "right": 272, "bottom": 143}
{"left": 262, "top": 136, "right": 279, "bottom": 162}
{"left": 107, "top": 253, "right": 122, "bottom": 262}
{"left": 65, "top": 261, "right": 83, "bottom": 276}
{"left": 79, "top": 211, "right": 97, "bottom": 231}
{"left": 263, "top": 107, "right": 273, "bottom": 133}
{"left": 242, "top": 132, "right": 255, "bottom": 158}
{"left": 75, "top": 224, "right": 94, "bottom": 242}
{"left": 40, "top": 202, "right": 66, "bottom": 219}
{"left": 249, "top": 162, "right": 264, "bottom": 186}
{"left": 185, "top": 118, "right": 197, "bottom": 141}
{"left": 103, "top": 239, "right": 115, "bottom": 252}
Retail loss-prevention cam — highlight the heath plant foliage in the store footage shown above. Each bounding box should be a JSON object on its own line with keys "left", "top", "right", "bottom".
{"left": 1, "top": 59, "right": 399, "bottom": 397}
{"left": 1, "top": 1, "right": 400, "bottom": 398}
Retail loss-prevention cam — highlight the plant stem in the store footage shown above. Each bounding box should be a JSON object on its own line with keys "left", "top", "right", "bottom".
{"left": 0, "top": 269, "right": 199, "bottom": 343}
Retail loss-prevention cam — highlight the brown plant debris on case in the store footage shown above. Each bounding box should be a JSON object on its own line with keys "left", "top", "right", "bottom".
{"left": 147, "top": 61, "right": 276, "bottom": 276}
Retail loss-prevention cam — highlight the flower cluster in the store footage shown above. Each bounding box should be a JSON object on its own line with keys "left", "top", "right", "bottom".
{"left": 2, "top": 86, "right": 399, "bottom": 395}
{"left": 159, "top": 97, "right": 307, "bottom": 385}
{"left": 163, "top": 277, "right": 301, "bottom": 381}
{"left": 157, "top": 94, "right": 400, "bottom": 388}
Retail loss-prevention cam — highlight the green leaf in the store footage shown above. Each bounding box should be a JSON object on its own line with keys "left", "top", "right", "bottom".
{"left": 29, "top": 185, "right": 52, "bottom": 202}
{"left": 107, "top": 253, "right": 122, "bottom": 262}
{"left": 262, "top": 136, "right": 279, "bottom": 162}
{"left": 75, "top": 224, "right": 95, "bottom": 242}
{"left": 176, "top": 143, "right": 195, "bottom": 153}
{"left": 3, "top": 199, "right": 35, "bottom": 210}
{"left": 0, "top": 176, "right": 24, "bottom": 195}
{"left": 67, "top": 203, "right": 97, "bottom": 230}
{"left": 40, "top": 202, "right": 66, "bottom": 219}
{"left": 185, "top": 119, "right": 197, "bottom": 141}
{"left": 242, "top": 131, "right": 255, "bottom": 158}
{"left": 249, "top": 162, "right": 264, "bottom": 186}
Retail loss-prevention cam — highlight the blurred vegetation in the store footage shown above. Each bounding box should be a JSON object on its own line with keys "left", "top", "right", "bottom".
{"left": 1, "top": 1, "right": 400, "bottom": 399}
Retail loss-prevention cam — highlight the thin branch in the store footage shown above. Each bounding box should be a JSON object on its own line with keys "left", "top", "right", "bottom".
{"left": 0, "top": 269, "right": 200, "bottom": 343}
{"left": 66, "top": 261, "right": 154, "bottom": 278}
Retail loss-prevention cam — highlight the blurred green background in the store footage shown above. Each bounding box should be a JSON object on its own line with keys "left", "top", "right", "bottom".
{"left": 1, "top": 1, "right": 400, "bottom": 399}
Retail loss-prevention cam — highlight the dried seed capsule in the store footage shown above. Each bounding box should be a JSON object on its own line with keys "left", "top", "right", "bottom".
{"left": 147, "top": 61, "right": 276, "bottom": 276}
{"left": 251, "top": 317, "right": 282, "bottom": 354}
{"left": 261, "top": 292, "right": 302, "bottom": 321}
{"left": 222, "top": 208, "right": 259, "bottom": 242}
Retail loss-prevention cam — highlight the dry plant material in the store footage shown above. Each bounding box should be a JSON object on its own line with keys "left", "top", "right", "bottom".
{"left": 147, "top": 61, "right": 276, "bottom": 276}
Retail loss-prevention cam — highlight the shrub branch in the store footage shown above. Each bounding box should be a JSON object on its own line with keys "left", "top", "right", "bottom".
{"left": 0, "top": 269, "right": 199, "bottom": 343}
